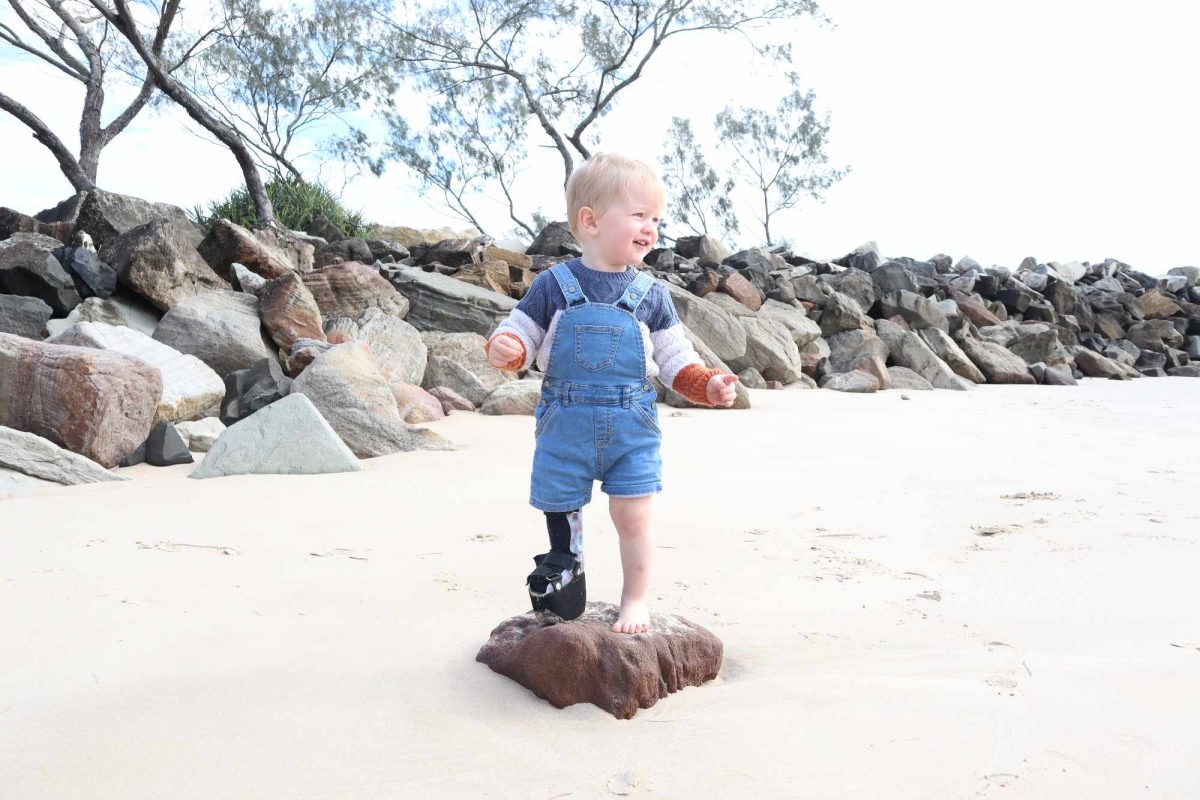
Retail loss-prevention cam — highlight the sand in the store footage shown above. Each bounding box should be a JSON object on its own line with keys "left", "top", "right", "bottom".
{"left": 1, "top": 378, "right": 1198, "bottom": 799}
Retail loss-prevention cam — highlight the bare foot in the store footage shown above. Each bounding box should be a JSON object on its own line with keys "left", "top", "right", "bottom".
{"left": 612, "top": 598, "right": 650, "bottom": 634}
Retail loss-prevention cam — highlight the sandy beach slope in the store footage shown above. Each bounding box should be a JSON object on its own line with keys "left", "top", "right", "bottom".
{"left": 1, "top": 378, "right": 1198, "bottom": 799}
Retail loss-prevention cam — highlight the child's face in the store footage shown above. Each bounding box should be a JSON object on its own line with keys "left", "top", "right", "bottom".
{"left": 580, "top": 185, "right": 662, "bottom": 267}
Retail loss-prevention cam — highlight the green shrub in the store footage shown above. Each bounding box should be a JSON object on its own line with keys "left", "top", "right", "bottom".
{"left": 191, "top": 176, "right": 371, "bottom": 239}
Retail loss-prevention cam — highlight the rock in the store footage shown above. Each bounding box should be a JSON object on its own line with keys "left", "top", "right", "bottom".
{"left": 953, "top": 293, "right": 1004, "bottom": 329}
{"left": 958, "top": 337, "right": 1035, "bottom": 384}
{"left": 1167, "top": 266, "right": 1199, "bottom": 289}
{"left": 1167, "top": 365, "right": 1200, "bottom": 377}
{"left": 303, "top": 261, "right": 409, "bottom": 321}
{"left": 54, "top": 246, "right": 117, "bottom": 299}
{"left": 833, "top": 241, "right": 883, "bottom": 273}
{"left": 1127, "top": 320, "right": 1184, "bottom": 353}
{"left": 675, "top": 235, "right": 731, "bottom": 269}
{"left": 917, "top": 327, "right": 985, "bottom": 383}
{"left": 1135, "top": 289, "right": 1182, "bottom": 320}
{"left": 292, "top": 341, "right": 452, "bottom": 457}
{"left": 70, "top": 189, "right": 201, "bottom": 251}
{"left": 414, "top": 235, "right": 489, "bottom": 267}
{"left": 314, "top": 237, "right": 373, "bottom": 267}
{"left": 382, "top": 264, "right": 514, "bottom": 335}
{"left": 722, "top": 248, "right": 780, "bottom": 295}
{"left": 849, "top": 352, "right": 891, "bottom": 389}
{"left": 482, "top": 244, "right": 531, "bottom": 270}
{"left": 0, "top": 207, "right": 47, "bottom": 241}
{"left": 230, "top": 263, "right": 267, "bottom": 295}
{"left": 475, "top": 602, "right": 722, "bottom": 719}
{"left": 0, "top": 425, "right": 129, "bottom": 485}
{"left": 391, "top": 383, "right": 445, "bottom": 423}
{"left": 827, "top": 328, "right": 888, "bottom": 373}
{"left": 756, "top": 299, "right": 821, "bottom": 348}
{"left": 704, "top": 291, "right": 756, "bottom": 318}
{"left": 886, "top": 366, "right": 933, "bottom": 390}
{"left": 1029, "top": 361, "right": 1077, "bottom": 386}
{"left": 0, "top": 294, "right": 52, "bottom": 338}
{"left": 49, "top": 322, "right": 224, "bottom": 423}
{"left": 45, "top": 294, "right": 160, "bottom": 339}
{"left": 736, "top": 367, "right": 767, "bottom": 389}
{"left": 818, "top": 291, "right": 870, "bottom": 336}
{"left": 304, "top": 213, "right": 345, "bottom": 243}
{"left": 717, "top": 271, "right": 763, "bottom": 311}
{"left": 661, "top": 281, "right": 747, "bottom": 364}
{"left": 220, "top": 358, "right": 293, "bottom": 425}
{"left": 0, "top": 332, "right": 161, "bottom": 467}
{"left": 356, "top": 307, "right": 427, "bottom": 387}
{"left": 191, "top": 393, "right": 361, "bottom": 478}
{"left": 1005, "top": 323, "right": 1067, "bottom": 366}
{"left": 144, "top": 420, "right": 193, "bottom": 466}
{"left": 791, "top": 274, "right": 829, "bottom": 305}
{"left": 197, "top": 219, "right": 295, "bottom": 281}
{"left": 1042, "top": 278, "right": 1078, "bottom": 315}
{"left": 427, "top": 385, "right": 474, "bottom": 413}
{"left": 871, "top": 262, "right": 918, "bottom": 294}
{"left": 420, "top": 332, "right": 513, "bottom": 406}
{"left": 819, "top": 371, "right": 879, "bottom": 392}
{"left": 152, "top": 289, "right": 277, "bottom": 378}
{"left": 452, "top": 259, "right": 512, "bottom": 296}
{"left": 525, "top": 222, "right": 581, "bottom": 257}
{"left": 96, "top": 219, "right": 225, "bottom": 311}
{"left": 878, "top": 290, "right": 949, "bottom": 332}
{"left": 480, "top": 378, "right": 542, "bottom": 415}
{"left": 729, "top": 317, "right": 803, "bottom": 383}
{"left": 828, "top": 268, "right": 879, "bottom": 313}
{"left": 1074, "top": 348, "right": 1128, "bottom": 379}
{"left": 174, "top": 417, "right": 226, "bottom": 452}
{"left": 0, "top": 231, "right": 82, "bottom": 313}
{"left": 258, "top": 271, "right": 326, "bottom": 351}
{"left": 877, "top": 323, "right": 966, "bottom": 390}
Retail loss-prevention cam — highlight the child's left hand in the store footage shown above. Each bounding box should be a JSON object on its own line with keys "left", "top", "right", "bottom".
{"left": 706, "top": 373, "right": 739, "bottom": 407}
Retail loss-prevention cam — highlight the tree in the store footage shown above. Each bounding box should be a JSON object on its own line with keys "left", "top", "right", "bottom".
{"left": 716, "top": 73, "right": 847, "bottom": 246}
{"left": 659, "top": 116, "right": 738, "bottom": 243}
{"left": 363, "top": 0, "right": 827, "bottom": 232}
{"left": 0, "top": 0, "right": 205, "bottom": 191}
{"left": 183, "top": 0, "right": 392, "bottom": 183}
{"left": 86, "top": 0, "right": 278, "bottom": 227}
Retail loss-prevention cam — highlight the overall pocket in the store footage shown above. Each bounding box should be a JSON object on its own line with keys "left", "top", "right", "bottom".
{"left": 574, "top": 325, "right": 623, "bottom": 371}
{"left": 631, "top": 396, "right": 661, "bottom": 436}
{"left": 534, "top": 398, "right": 562, "bottom": 436}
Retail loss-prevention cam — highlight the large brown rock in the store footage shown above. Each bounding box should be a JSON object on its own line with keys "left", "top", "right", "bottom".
{"left": 718, "top": 270, "right": 763, "bottom": 311}
{"left": 197, "top": 219, "right": 294, "bottom": 281}
{"left": 475, "top": 602, "right": 723, "bottom": 719}
{"left": 0, "top": 332, "right": 161, "bottom": 467}
{"left": 303, "top": 261, "right": 409, "bottom": 320}
{"left": 99, "top": 219, "right": 226, "bottom": 311}
{"left": 1135, "top": 289, "right": 1182, "bottom": 320}
{"left": 258, "top": 272, "right": 325, "bottom": 351}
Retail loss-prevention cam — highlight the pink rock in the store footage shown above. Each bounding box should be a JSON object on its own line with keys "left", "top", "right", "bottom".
{"left": 476, "top": 602, "right": 723, "bottom": 719}
{"left": 258, "top": 272, "right": 326, "bottom": 351}
{"left": 391, "top": 383, "right": 445, "bottom": 423}
{"left": 717, "top": 271, "right": 763, "bottom": 311}
{"left": 427, "top": 385, "right": 473, "bottom": 413}
{"left": 301, "top": 261, "right": 409, "bottom": 320}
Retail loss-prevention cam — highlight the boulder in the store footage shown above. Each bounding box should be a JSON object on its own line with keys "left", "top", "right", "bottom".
{"left": 480, "top": 378, "right": 542, "bottom": 415}
{"left": 819, "top": 371, "right": 879, "bottom": 392}
{"left": 190, "top": 393, "right": 361, "bottom": 478}
{"left": 0, "top": 425, "right": 128, "bottom": 485}
{"left": 722, "top": 248, "right": 780, "bottom": 295}
{"left": 45, "top": 294, "right": 160, "bottom": 338}
{"left": 54, "top": 246, "right": 117, "bottom": 299}
{"left": 1167, "top": 365, "right": 1200, "bottom": 377}
{"left": 230, "top": 263, "right": 267, "bottom": 295}
{"left": 871, "top": 262, "right": 918, "bottom": 294}
{"left": 1029, "top": 362, "right": 1077, "bottom": 386}
{"left": 917, "top": 327, "right": 985, "bottom": 383}
{"left": 886, "top": 366, "right": 933, "bottom": 390}
{"left": 0, "top": 332, "right": 161, "bottom": 467}
{"left": 220, "top": 358, "right": 293, "bottom": 426}
{"left": 662, "top": 281, "right": 747, "bottom": 364}
{"left": 828, "top": 268, "right": 879, "bottom": 314}
{"left": 143, "top": 420, "right": 193, "bottom": 466}
{"left": 877, "top": 323, "right": 966, "bottom": 390}
{"left": 848, "top": 352, "right": 891, "bottom": 390}
{"left": 1004, "top": 323, "right": 1067, "bottom": 367}
{"left": 383, "top": 264, "right": 510, "bottom": 335}
{"left": 314, "top": 237, "right": 373, "bottom": 267}
{"left": 452, "top": 259, "right": 512, "bottom": 296}
{"left": 704, "top": 291, "right": 756, "bottom": 318}
{"left": 0, "top": 231, "right": 81, "bottom": 313}
{"left": 152, "top": 289, "right": 277, "bottom": 378}
{"left": 97, "top": 219, "right": 225, "bottom": 311}
{"left": 1074, "top": 348, "right": 1128, "bottom": 379}
{"left": 391, "top": 383, "right": 445, "bottom": 423}
{"left": 303, "top": 261, "right": 411, "bottom": 324}
{"left": 1135, "top": 289, "right": 1182, "bottom": 320}
{"left": 356, "top": 307, "right": 427, "bottom": 387}
{"left": 475, "top": 602, "right": 722, "bottom": 720}
{"left": 717, "top": 271, "right": 763, "bottom": 311}
{"left": 1127, "top": 320, "right": 1185, "bottom": 353}
{"left": 675, "top": 235, "right": 731, "bottom": 269}
{"left": 196, "top": 219, "right": 299, "bottom": 281}
{"left": 174, "top": 417, "right": 226, "bottom": 452}
{"left": 757, "top": 299, "right": 821, "bottom": 348}
{"left": 292, "top": 341, "right": 453, "bottom": 457}
{"left": 420, "top": 332, "right": 514, "bottom": 406}
{"left": 959, "top": 337, "right": 1035, "bottom": 384}
{"left": 878, "top": 290, "right": 949, "bottom": 332}
{"left": 258, "top": 271, "right": 326, "bottom": 351}
{"left": 817, "top": 291, "right": 869, "bottom": 336}
{"left": 730, "top": 317, "right": 803, "bottom": 383}
{"left": 70, "top": 189, "right": 201, "bottom": 251}
{"left": 427, "top": 385, "right": 474, "bottom": 413}
{"left": 827, "top": 328, "right": 888, "bottom": 374}
{"left": 0, "top": 294, "right": 52, "bottom": 339}
{"left": 49, "top": 322, "right": 223, "bottom": 423}
{"left": 526, "top": 222, "right": 580, "bottom": 257}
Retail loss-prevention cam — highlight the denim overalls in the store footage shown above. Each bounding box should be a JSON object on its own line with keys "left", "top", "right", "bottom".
{"left": 529, "top": 262, "right": 663, "bottom": 512}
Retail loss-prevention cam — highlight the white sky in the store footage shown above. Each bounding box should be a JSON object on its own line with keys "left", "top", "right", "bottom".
{"left": 2, "top": 0, "right": 1197, "bottom": 273}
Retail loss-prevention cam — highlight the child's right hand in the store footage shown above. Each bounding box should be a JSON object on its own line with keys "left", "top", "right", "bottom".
{"left": 486, "top": 334, "right": 524, "bottom": 371}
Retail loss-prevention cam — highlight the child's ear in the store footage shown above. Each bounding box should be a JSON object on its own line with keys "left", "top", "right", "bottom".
{"left": 578, "top": 206, "right": 598, "bottom": 235}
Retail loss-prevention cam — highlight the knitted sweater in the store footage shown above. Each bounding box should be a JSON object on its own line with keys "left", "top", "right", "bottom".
{"left": 485, "top": 259, "right": 723, "bottom": 405}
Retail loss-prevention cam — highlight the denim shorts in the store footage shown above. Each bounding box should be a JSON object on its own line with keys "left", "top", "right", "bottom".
{"left": 529, "top": 379, "right": 663, "bottom": 512}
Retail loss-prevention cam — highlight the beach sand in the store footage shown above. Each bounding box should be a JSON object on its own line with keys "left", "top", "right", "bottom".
{"left": 1, "top": 378, "right": 1198, "bottom": 799}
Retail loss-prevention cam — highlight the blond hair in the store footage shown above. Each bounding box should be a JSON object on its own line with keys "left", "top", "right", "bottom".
{"left": 565, "top": 153, "right": 665, "bottom": 239}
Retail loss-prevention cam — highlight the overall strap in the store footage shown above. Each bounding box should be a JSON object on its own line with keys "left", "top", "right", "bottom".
{"left": 615, "top": 270, "right": 655, "bottom": 313}
{"left": 548, "top": 262, "right": 588, "bottom": 306}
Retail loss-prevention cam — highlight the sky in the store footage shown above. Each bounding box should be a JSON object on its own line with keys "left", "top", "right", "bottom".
{"left": 2, "top": 0, "right": 1198, "bottom": 273}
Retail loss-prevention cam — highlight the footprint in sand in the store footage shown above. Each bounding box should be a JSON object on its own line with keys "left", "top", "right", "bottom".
{"left": 468, "top": 533, "right": 500, "bottom": 542}
{"left": 309, "top": 548, "right": 368, "bottom": 561}
{"left": 971, "top": 523, "right": 1023, "bottom": 537}
{"left": 137, "top": 541, "right": 239, "bottom": 556}
{"left": 605, "top": 771, "right": 648, "bottom": 796}
{"left": 1000, "top": 491, "right": 1061, "bottom": 502}
{"left": 982, "top": 641, "right": 1031, "bottom": 694}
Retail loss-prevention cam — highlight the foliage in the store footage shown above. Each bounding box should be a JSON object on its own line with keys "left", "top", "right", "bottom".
{"left": 716, "top": 72, "right": 848, "bottom": 246}
{"left": 659, "top": 116, "right": 739, "bottom": 243}
{"left": 191, "top": 176, "right": 370, "bottom": 237}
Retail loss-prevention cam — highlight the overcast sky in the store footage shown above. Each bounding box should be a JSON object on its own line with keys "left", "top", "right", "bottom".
{"left": 2, "top": 0, "right": 1197, "bottom": 273}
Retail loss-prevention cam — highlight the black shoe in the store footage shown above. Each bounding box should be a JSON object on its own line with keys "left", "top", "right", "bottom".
{"left": 527, "top": 550, "right": 586, "bottom": 620}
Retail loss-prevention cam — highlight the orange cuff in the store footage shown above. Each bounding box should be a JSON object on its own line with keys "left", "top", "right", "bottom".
{"left": 485, "top": 332, "right": 526, "bottom": 371}
{"left": 671, "top": 364, "right": 724, "bottom": 406}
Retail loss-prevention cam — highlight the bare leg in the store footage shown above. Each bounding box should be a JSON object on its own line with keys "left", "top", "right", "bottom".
{"left": 608, "top": 494, "right": 654, "bottom": 634}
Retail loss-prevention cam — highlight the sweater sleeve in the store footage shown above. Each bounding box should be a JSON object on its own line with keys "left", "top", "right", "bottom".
{"left": 646, "top": 284, "right": 726, "bottom": 405}
{"left": 484, "top": 271, "right": 555, "bottom": 371}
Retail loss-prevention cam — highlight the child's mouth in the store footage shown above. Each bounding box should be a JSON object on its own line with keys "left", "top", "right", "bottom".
{"left": 633, "top": 238, "right": 650, "bottom": 248}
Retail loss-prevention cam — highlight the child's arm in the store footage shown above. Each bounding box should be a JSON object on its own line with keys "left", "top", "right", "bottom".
{"left": 485, "top": 273, "right": 552, "bottom": 371}
{"left": 648, "top": 287, "right": 738, "bottom": 407}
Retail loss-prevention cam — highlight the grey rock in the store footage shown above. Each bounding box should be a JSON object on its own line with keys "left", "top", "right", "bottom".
{"left": 174, "top": 417, "right": 226, "bottom": 452}
{"left": 705, "top": 290, "right": 756, "bottom": 318}
{"left": 918, "top": 327, "right": 985, "bottom": 383}
{"left": 871, "top": 262, "right": 918, "bottom": 294}
{"left": 883, "top": 325, "right": 966, "bottom": 390}
{"left": 1167, "top": 365, "right": 1200, "bottom": 377}
{"left": 1127, "top": 320, "right": 1185, "bottom": 352}
{"left": 190, "top": 393, "right": 361, "bottom": 478}
{"left": 818, "top": 291, "right": 870, "bottom": 336}
{"left": 819, "top": 371, "right": 879, "bottom": 393}
{"left": 730, "top": 316, "right": 803, "bottom": 383}
{"left": 45, "top": 294, "right": 160, "bottom": 338}
{"left": 1029, "top": 362, "right": 1077, "bottom": 386}
{"left": 230, "top": 263, "right": 267, "bottom": 296}
{"left": 54, "top": 246, "right": 117, "bottom": 298}
{"left": 71, "top": 189, "right": 202, "bottom": 251}
{"left": 1074, "top": 348, "right": 1129, "bottom": 379}
{"left": 356, "top": 307, "right": 427, "bottom": 387}
{"left": 675, "top": 235, "right": 731, "bottom": 269}
{"left": 0, "top": 294, "right": 52, "bottom": 338}
{"left": 828, "top": 328, "right": 888, "bottom": 373}
{"left": 662, "top": 281, "right": 747, "bottom": 364}
{"left": 1167, "top": 266, "right": 1199, "bottom": 289}
{"left": 1005, "top": 323, "right": 1067, "bottom": 366}
{"left": 721, "top": 248, "right": 780, "bottom": 294}
{"left": 153, "top": 289, "right": 277, "bottom": 378}
{"left": 385, "top": 265, "right": 514, "bottom": 336}
{"left": 526, "top": 222, "right": 581, "bottom": 257}
{"left": 0, "top": 425, "right": 128, "bottom": 485}
{"left": 959, "top": 338, "right": 1035, "bottom": 384}
{"left": 757, "top": 299, "right": 822, "bottom": 348}
{"left": 0, "top": 231, "right": 81, "bottom": 312}
{"left": 220, "top": 358, "right": 293, "bottom": 426}
{"left": 886, "top": 366, "right": 933, "bottom": 390}
{"left": 145, "top": 420, "right": 193, "bottom": 466}
{"left": 878, "top": 290, "right": 949, "bottom": 332}
{"left": 828, "top": 269, "right": 878, "bottom": 313}
{"left": 481, "top": 379, "right": 543, "bottom": 415}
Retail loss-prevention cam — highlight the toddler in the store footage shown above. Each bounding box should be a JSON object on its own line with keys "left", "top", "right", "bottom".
{"left": 486, "top": 154, "right": 738, "bottom": 633}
